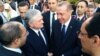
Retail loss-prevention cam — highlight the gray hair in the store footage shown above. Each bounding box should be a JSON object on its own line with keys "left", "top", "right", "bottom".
{"left": 0, "top": 21, "right": 24, "bottom": 46}
{"left": 25, "top": 9, "right": 42, "bottom": 23}
{"left": 58, "top": 1, "right": 73, "bottom": 11}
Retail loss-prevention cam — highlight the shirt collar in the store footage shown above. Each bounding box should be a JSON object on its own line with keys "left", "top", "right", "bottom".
{"left": 30, "top": 27, "right": 41, "bottom": 36}
{"left": 3, "top": 46, "right": 22, "bottom": 54}
{"left": 62, "top": 16, "right": 71, "bottom": 27}
{"left": 77, "top": 14, "right": 85, "bottom": 20}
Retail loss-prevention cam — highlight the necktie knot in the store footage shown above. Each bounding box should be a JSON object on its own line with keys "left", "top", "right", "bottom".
{"left": 38, "top": 31, "right": 41, "bottom": 36}
{"left": 62, "top": 25, "right": 65, "bottom": 31}
{"left": 61, "top": 25, "right": 66, "bottom": 35}
{"left": 77, "top": 18, "right": 80, "bottom": 21}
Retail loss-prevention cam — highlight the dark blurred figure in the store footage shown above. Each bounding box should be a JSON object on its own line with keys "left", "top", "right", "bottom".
{"left": 79, "top": 13, "right": 100, "bottom": 56}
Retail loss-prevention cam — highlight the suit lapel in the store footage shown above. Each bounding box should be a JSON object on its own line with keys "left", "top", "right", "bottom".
{"left": 27, "top": 27, "right": 47, "bottom": 50}
{"left": 63, "top": 18, "right": 75, "bottom": 44}
{"left": 41, "top": 28, "right": 48, "bottom": 46}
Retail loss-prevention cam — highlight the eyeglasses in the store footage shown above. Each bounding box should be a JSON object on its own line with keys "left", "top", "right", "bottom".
{"left": 77, "top": 31, "right": 88, "bottom": 36}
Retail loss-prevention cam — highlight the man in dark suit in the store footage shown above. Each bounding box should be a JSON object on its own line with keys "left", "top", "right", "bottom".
{"left": 51, "top": 1, "right": 82, "bottom": 56}
{"left": 76, "top": 0, "right": 88, "bottom": 23}
{"left": 28, "top": 0, "right": 41, "bottom": 11}
{"left": 10, "top": 1, "right": 29, "bottom": 27}
{"left": 0, "top": 21, "right": 28, "bottom": 56}
{"left": 42, "top": 0, "right": 58, "bottom": 42}
{"left": 21, "top": 9, "right": 48, "bottom": 56}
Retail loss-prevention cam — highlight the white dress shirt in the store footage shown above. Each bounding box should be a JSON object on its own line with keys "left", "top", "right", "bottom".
{"left": 50, "top": 11, "right": 57, "bottom": 35}
{"left": 3, "top": 46, "right": 22, "bottom": 54}
{"left": 61, "top": 16, "right": 71, "bottom": 33}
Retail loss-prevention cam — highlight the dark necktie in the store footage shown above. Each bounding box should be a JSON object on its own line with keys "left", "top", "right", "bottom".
{"left": 52, "top": 13, "right": 55, "bottom": 25}
{"left": 61, "top": 25, "right": 66, "bottom": 41}
{"left": 77, "top": 18, "right": 80, "bottom": 21}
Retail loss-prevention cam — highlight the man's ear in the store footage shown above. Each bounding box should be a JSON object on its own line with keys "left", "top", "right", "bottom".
{"left": 92, "top": 35, "right": 100, "bottom": 47}
{"left": 12, "top": 38, "right": 20, "bottom": 45}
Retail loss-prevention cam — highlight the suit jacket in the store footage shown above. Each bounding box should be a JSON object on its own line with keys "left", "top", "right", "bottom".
{"left": 10, "top": 16, "right": 28, "bottom": 27}
{"left": 42, "top": 11, "right": 51, "bottom": 38}
{"left": 73, "top": 15, "right": 87, "bottom": 24}
{"left": 0, "top": 45, "right": 24, "bottom": 56}
{"left": 10, "top": 16, "right": 23, "bottom": 23}
{"left": 42, "top": 11, "right": 53, "bottom": 52}
{"left": 51, "top": 16, "right": 82, "bottom": 56}
{"left": 21, "top": 27, "right": 48, "bottom": 56}
{"left": 96, "top": 7, "right": 100, "bottom": 12}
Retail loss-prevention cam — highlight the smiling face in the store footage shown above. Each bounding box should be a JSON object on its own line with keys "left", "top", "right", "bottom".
{"left": 57, "top": 5, "right": 71, "bottom": 24}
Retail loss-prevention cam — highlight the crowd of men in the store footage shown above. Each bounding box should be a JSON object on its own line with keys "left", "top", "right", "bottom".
{"left": 0, "top": 0, "right": 100, "bottom": 56}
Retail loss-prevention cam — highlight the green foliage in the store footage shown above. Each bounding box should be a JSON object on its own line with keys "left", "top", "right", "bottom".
{"left": 67, "top": 0, "right": 79, "bottom": 5}
{"left": 94, "top": 0, "right": 100, "bottom": 3}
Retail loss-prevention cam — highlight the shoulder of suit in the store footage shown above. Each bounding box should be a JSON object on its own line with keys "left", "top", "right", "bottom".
{"left": 42, "top": 11, "right": 50, "bottom": 15}
{"left": 10, "top": 16, "right": 21, "bottom": 21}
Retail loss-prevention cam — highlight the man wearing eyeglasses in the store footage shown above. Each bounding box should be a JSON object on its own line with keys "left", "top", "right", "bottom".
{"left": 79, "top": 13, "right": 100, "bottom": 56}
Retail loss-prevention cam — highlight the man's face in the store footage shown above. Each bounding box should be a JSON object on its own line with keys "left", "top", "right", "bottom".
{"left": 18, "top": 5, "right": 29, "bottom": 18}
{"left": 48, "top": 0, "right": 58, "bottom": 12}
{"left": 29, "top": 0, "right": 35, "bottom": 5}
{"left": 78, "top": 17, "right": 93, "bottom": 54}
{"left": 31, "top": 15, "right": 44, "bottom": 29}
{"left": 76, "top": 1, "right": 87, "bottom": 16}
{"left": 57, "top": 6, "right": 71, "bottom": 24}
{"left": 86, "top": 8, "right": 94, "bottom": 17}
{"left": 0, "top": 5, "right": 4, "bottom": 12}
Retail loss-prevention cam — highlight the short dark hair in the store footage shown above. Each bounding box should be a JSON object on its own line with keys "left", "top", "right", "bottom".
{"left": 77, "top": 0, "right": 88, "bottom": 7}
{"left": 18, "top": 1, "right": 29, "bottom": 9}
{"left": 0, "top": 21, "right": 22, "bottom": 46}
{"left": 85, "top": 13, "right": 100, "bottom": 37}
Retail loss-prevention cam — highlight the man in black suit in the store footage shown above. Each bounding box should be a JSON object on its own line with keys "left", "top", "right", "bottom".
{"left": 10, "top": 1, "right": 29, "bottom": 27}
{"left": 0, "top": 21, "right": 28, "bottom": 56}
{"left": 51, "top": 1, "right": 82, "bottom": 56}
{"left": 21, "top": 9, "right": 48, "bottom": 56}
{"left": 42, "top": 0, "right": 58, "bottom": 42}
